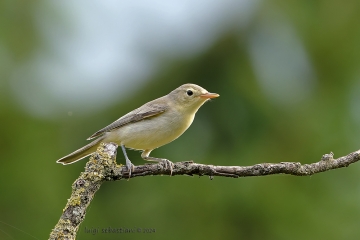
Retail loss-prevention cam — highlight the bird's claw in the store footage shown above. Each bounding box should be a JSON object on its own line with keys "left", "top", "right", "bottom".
{"left": 125, "top": 158, "right": 135, "bottom": 179}
{"left": 162, "top": 159, "right": 174, "bottom": 176}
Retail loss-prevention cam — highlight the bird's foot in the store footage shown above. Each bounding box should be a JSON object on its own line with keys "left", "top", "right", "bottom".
{"left": 161, "top": 159, "right": 174, "bottom": 176}
{"left": 125, "top": 158, "right": 135, "bottom": 179}
{"left": 142, "top": 156, "right": 174, "bottom": 176}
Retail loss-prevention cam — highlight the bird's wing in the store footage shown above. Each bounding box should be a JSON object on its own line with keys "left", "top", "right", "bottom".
{"left": 87, "top": 98, "right": 169, "bottom": 140}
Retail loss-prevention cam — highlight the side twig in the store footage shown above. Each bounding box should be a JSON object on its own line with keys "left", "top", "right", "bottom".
{"left": 49, "top": 143, "right": 360, "bottom": 239}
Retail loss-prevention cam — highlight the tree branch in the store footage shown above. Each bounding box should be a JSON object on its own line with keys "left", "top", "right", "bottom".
{"left": 49, "top": 143, "right": 360, "bottom": 239}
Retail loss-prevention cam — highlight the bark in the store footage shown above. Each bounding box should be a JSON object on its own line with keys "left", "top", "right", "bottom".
{"left": 49, "top": 143, "right": 360, "bottom": 239}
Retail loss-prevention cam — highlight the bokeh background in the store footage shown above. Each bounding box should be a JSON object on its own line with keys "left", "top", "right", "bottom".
{"left": 1, "top": 1, "right": 360, "bottom": 239}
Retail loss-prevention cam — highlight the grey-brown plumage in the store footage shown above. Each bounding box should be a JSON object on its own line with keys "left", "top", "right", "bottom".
{"left": 56, "top": 136, "right": 105, "bottom": 165}
{"left": 87, "top": 102, "right": 168, "bottom": 140}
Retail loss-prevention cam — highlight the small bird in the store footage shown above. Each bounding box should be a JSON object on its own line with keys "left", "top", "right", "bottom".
{"left": 57, "top": 83, "right": 219, "bottom": 176}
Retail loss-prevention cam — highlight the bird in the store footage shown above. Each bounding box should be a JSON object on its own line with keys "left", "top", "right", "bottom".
{"left": 57, "top": 83, "right": 219, "bottom": 176}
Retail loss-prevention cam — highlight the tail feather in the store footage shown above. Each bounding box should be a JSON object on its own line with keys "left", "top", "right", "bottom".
{"left": 57, "top": 136, "right": 105, "bottom": 165}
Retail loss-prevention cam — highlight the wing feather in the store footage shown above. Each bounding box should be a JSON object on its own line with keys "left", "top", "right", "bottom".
{"left": 87, "top": 97, "right": 169, "bottom": 140}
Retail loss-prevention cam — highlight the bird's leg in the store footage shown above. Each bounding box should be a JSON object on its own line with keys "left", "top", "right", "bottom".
{"left": 141, "top": 150, "right": 174, "bottom": 176}
{"left": 121, "top": 144, "right": 134, "bottom": 178}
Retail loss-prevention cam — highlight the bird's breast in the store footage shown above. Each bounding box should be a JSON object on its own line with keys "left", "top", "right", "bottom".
{"left": 105, "top": 111, "right": 195, "bottom": 150}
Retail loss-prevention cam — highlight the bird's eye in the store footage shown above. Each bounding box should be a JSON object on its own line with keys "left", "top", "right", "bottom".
{"left": 186, "top": 90, "right": 193, "bottom": 96}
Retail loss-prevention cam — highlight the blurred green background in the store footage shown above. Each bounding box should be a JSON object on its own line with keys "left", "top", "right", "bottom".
{"left": 1, "top": 1, "right": 360, "bottom": 239}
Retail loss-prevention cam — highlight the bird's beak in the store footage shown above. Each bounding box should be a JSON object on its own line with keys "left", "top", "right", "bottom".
{"left": 200, "top": 92, "right": 220, "bottom": 99}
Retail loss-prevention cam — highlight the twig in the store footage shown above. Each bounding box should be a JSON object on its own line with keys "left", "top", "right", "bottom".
{"left": 49, "top": 143, "right": 360, "bottom": 239}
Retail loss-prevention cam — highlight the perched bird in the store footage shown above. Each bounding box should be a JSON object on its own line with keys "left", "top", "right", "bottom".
{"left": 57, "top": 83, "right": 219, "bottom": 176}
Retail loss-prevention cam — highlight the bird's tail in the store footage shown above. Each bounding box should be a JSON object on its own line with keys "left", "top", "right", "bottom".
{"left": 56, "top": 136, "right": 105, "bottom": 165}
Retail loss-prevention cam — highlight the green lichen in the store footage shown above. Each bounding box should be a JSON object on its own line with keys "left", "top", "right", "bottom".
{"left": 69, "top": 195, "right": 81, "bottom": 206}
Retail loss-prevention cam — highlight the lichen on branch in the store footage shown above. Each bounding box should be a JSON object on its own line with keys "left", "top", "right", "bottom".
{"left": 49, "top": 143, "right": 360, "bottom": 240}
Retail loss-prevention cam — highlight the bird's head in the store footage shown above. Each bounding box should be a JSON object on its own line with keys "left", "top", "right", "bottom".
{"left": 168, "top": 83, "right": 219, "bottom": 113}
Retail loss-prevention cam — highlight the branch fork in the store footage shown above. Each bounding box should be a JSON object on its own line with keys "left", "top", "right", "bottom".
{"left": 49, "top": 143, "right": 360, "bottom": 239}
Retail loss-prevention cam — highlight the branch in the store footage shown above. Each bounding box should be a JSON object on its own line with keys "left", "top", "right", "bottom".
{"left": 49, "top": 143, "right": 360, "bottom": 239}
